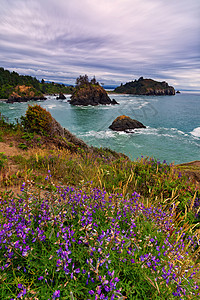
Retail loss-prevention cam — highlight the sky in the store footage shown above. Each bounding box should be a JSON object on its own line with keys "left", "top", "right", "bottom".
{"left": 0, "top": 0, "right": 200, "bottom": 90}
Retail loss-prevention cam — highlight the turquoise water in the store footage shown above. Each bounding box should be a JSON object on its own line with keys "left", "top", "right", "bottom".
{"left": 0, "top": 92, "right": 200, "bottom": 164}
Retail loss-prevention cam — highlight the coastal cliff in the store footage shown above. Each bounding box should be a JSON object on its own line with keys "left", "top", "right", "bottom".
{"left": 114, "top": 77, "right": 175, "bottom": 95}
{"left": 0, "top": 67, "right": 74, "bottom": 101}
{"left": 7, "top": 85, "right": 46, "bottom": 103}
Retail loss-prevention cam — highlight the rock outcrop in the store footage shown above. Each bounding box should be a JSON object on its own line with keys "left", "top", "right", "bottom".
{"left": 114, "top": 77, "right": 175, "bottom": 95}
{"left": 109, "top": 115, "right": 146, "bottom": 132}
{"left": 70, "top": 77, "right": 118, "bottom": 106}
{"left": 7, "top": 85, "right": 46, "bottom": 103}
{"left": 56, "top": 93, "right": 66, "bottom": 100}
{"left": 21, "top": 104, "right": 89, "bottom": 150}
{"left": 50, "top": 117, "right": 89, "bottom": 149}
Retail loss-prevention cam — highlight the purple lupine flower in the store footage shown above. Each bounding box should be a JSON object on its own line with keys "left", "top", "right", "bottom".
{"left": 17, "top": 284, "right": 23, "bottom": 289}
{"left": 88, "top": 290, "right": 94, "bottom": 295}
{"left": 20, "top": 182, "right": 26, "bottom": 192}
{"left": 52, "top": 290, "right": 60, "bottom": 299}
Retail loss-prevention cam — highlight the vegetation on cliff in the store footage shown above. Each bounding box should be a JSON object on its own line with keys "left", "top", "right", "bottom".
{"left": 7, "top": 85, "right": 45, "bottom": 103}
{"left": 0, "top": 108, "right": 200, "bottom": 299}
{"left": 0, "top": 67, "right": 74, "bottom": 99}
{"left": 114, "top": 77, "right": 175, "bottom": 95}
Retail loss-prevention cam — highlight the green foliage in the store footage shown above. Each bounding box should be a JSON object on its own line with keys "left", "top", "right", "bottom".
{"left": 22, "top": 132, "right": 34, "bottom": 141}
{"left": 114, "top": 77, "right": 175, "bottom": 95}
{"left": 0, "top": 132, "right": 3, "bottom": 142}
{"left": 0, "top": 113, "right": 23, "bottom": 139}
{"left": 0, "top": 152, "right": 7, "bottom": 169}
{"left": 39, "top": 81, "right": 74, "bottom": 94}
{"left": 20, "top": 104, "right": 52, "bottom": 135}
{"left": 18, "top": 143, "right": 28, "bottom": 150}
{"left": 0, "top": 67, "right": 74, "bottom": 99}
{"left": 75, "top": 74, "right": 99, "bottom": 88}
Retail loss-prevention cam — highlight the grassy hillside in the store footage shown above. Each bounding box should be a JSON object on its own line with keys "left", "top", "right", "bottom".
{"left": 0, "top": 106, "right": 200, "bottom": 299}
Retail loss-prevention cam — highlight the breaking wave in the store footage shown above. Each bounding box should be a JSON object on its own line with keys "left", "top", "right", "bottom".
{"left": 190, "top": 127, "right": 200, "bottom": 138}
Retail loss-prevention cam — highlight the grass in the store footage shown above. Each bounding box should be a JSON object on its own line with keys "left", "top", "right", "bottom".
{"left": 0, "top": 108, "right": 200, "bottom": 299}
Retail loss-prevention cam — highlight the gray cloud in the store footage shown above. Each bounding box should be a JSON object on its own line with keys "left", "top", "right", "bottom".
{"left": 0, "top": 0, "right": 199, "bottom": 89}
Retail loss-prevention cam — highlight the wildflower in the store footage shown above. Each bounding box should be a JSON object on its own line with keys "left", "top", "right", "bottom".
{"left": 52, "top": 290, "right": 60, "bottom": 299}
{"left": 20, "top": 182, "right": 26, "bottom": 192}
{"left": 17, "top": 284, "right": 23, "bottom": 289}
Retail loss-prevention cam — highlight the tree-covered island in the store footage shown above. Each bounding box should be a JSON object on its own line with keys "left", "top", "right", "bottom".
{"left": 114, "top": 77, "right": 175, "bottom": 95}
{"left": 70, "top": 74, "right": 118, "bottom": 106}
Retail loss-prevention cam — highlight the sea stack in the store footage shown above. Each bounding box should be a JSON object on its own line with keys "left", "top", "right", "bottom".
{"left": 70, "top": 75, "right": 119, "bottom": 106}
{"left": 56, "top": 92, "right": 66, "bottom": 100}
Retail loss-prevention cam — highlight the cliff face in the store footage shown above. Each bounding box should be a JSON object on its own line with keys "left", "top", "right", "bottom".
{"left": 70, "top": 84, "right": 118, "bottom": 106}
{"left": 114, "top": 77, "right": 175, "bottom": 95}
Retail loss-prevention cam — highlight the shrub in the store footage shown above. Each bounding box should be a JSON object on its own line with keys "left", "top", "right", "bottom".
{"left": 21, "top": 104, "right": 52, "bottom": 135}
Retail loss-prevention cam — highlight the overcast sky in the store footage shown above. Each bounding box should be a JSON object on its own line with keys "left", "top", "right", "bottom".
{"left": 0, "top": 0, "right": 200, "bottom": 89}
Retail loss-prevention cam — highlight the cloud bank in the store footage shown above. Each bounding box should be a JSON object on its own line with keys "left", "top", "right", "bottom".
{"left": 0, "top": 0, "right": 199, "bottom": 89}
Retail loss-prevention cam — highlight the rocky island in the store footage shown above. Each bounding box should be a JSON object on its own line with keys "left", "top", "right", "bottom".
{"left": 109, "top": 115, "right": 146, "bottom": 132}
{"left": 114, "top": 77, "right": 175, "bottom": 95}
{"left": 56, "top": 92, "right": 66, "bottom": 100}
{"left": 70, "top": 75, "right": 118, "bottom": 106}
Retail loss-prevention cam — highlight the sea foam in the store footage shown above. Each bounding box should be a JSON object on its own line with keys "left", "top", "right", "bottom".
{"left": 190, "top": 127, "right": 200, "bottom": 137}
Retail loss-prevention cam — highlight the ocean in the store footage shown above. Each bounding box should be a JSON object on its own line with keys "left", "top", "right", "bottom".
{"left": 0, "top": 92, "right": 200, "bottom": 164}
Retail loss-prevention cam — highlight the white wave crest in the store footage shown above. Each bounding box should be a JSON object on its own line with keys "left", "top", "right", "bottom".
{"left": 133, "top": 127, "right": 189, "bottom": 139}
{"left": 81, "top": 130, "right": 116, "bottom": 139}
{"left": 45, "top": 104, "right": 57, "bottom": 109}
{"left": 190, "top": 127, "right": 200, "bottom": 137}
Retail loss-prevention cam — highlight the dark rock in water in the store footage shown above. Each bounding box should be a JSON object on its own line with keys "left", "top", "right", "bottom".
{"left": 114, "top": 77, "right": 175, "bottom": 95}
{"left": 56, "top": 93, "right": 66, "bottom": 100}
{"left": 7, "top": 95, "right": 46, "bottom": 103}
{"left": 70, "top": 85, "right": 116, "bottom": 106}
{"left": 70, "top": 76, "right": 118, "bottom": 106}
{"left": 111, "top": 99, "right": 119, "bottom": 105}
{"left": 176, "top": 90, "right": 181, "bottom": 94}
{"left": 109, "top": 115, "right": 146, "bottom": 132}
